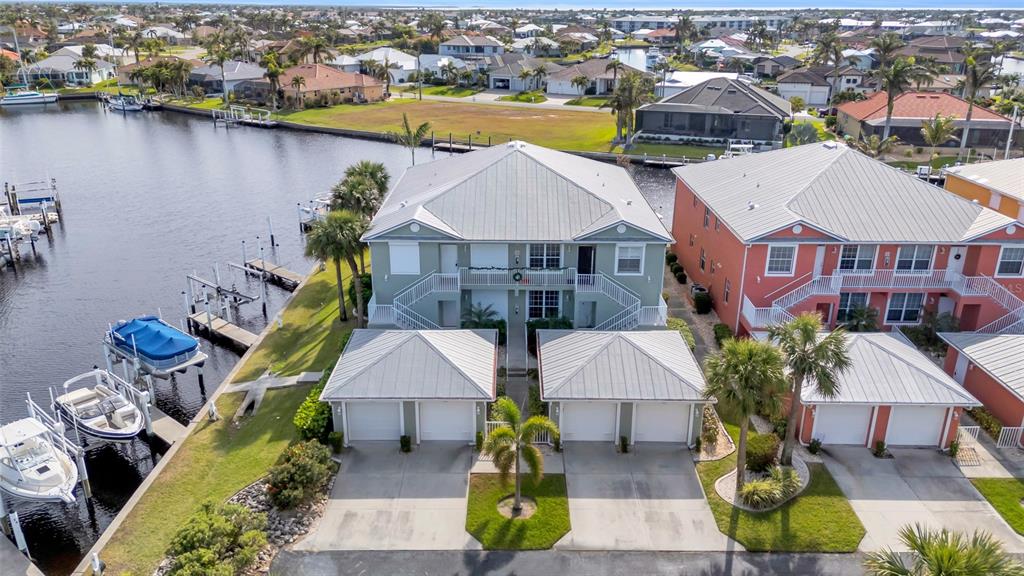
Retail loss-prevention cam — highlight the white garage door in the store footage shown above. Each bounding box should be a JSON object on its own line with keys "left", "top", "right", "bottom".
{"left": 561, "top": 402, "right": 616, "bottom": 442}
{"left": 634, "top": 403, "right": 690, "bottom": 443}
{"left": 420, "top": 401, "right": 474, "bottom": 441}
{"left": 815, "top": 405, "right": 872, "bottom": 445}
{"left": 347, "top": 402, "right": 401, "bottom": 441}
{"left": 887, "top": 406, "right": 947, "bottom": 447}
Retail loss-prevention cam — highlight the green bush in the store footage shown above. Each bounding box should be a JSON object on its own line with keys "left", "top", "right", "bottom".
{"left": 808, "top": 438, "right": 822, "bottom": 455}
{"left": 902, "top": 311, "right": 959, "bottom": 356}
{"left": 475, "top": 430, "right": 483, "bottom": 451}
{"left": 620, "top": 435, "right": 629, "bottom": 453}
{"left": 527, "top": 383, "right": 548, "bottom": 416}
{"left": 168, "top": 501, "right": 266, "bottom": 576}
{"left": 824, "top": 115, "right": 837, "bottom": 129}
{"left": 327, "top": 431, "right": 343, "bottom": 454}
{"left": 770, "top": 466, "right": 802, "bottom": 497}
{"left": 674, "top": 270, "right": 687, "bottom": 284}
{"left": 665, "top": 252, "right": 678, "bottom": 265}
{"left": 669, "top": 261, "right": 682, "bottom": 274}
{"left": 967, "top": 407, "right": 1003, "bottom": 441}
{"left": 266, "top": 440, "right": 332, "bottom": 509}
{"left": 693, "top": 291, "right": 712, "bottom": 314}
{"left": 666, "top": 317, "right": 696, "bottom": 351}
{"left": 339, "top": 330, "right": 353, "bottom": 353}
{"left": 400, "top": 435, "right": 412, "bottom": 453}
{"left": 948, "top": 439, "right": 960, "bottom": 458}
{"left": 347, "top": 273, "right": 372, "bottom": 313}
{"left": 526, "top": 316, "right": 573, "bottom": 355}
{"left": 712, "top": 323, "right": 733, "bottom": 346}
{"left": 294, "top": 372, "right": 332, "bottom": 441}
{"left": 739, "top": 478, "right": 782, "bottom": 509}
{"left": 701, "top": 405, "right": 719, "bottom": 448}
{"left": 872, "top": 440, "right": 887, "bottom": 457}
{"left": 745, "top": 433, "right": 780, "bottom": 473}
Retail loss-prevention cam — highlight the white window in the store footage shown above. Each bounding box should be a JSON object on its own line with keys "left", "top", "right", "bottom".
{"left": 895, "top": 245, "right": 933, "bottom": 272}
{"left": 838, "top": 245, "right": 875, "bottom": 272}
{"left": 996, "top": 246, "right": 1024, "bottom": 277}
{"left": 724, "top": 279, "right": 731, "bottom": 303}
{"left": 766, "top": 245, "right": 797, "bottom": 276}
{"left": 837, "top": 292, "right": 869, "bottom": 322}
{"left": 699, "top": 248, "right": 706, "bottom": 271}
{"left": 703, "top": 206, "right": 710, "bottom": 228}
{"left": 388, "top": 241, "right": 420, "bottom": 275}
{"left": 886, "top": 293, "right": 924, "bottom": 324}
{"left": 528, "top": 290, "right": 560, "bottom": 319}
{"left": 615, "top": 244, "right": 644, "bottom": 275}
{"left": 529, "top": 244, "right": 561, "bottom": 269}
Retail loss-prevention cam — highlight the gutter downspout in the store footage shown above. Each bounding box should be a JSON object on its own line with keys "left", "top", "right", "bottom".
{"left": 734, "top": 243, "right": 750, "bottom": 334}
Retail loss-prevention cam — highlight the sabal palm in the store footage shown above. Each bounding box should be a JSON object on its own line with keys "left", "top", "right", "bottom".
{"left": 864, "top": 523, "right": 1024, "bottom": 576}
{"left": 327, "top": 210, "right": 369, "bottom": 328}
{"left": 703, "top": 338, "right": 786, "bottom": 492}
{"left": 605, "top": 60, "right": 625, "bottom": 85}
{"left": 304, "top": 213, "right": 351, "bottom": 322}
{"left": 874, "top": 58, "right": 923, "bottom": 139}
{"left": 483, "top": 397, "right": 560, "bottom": 513}
{"left": 920, "top": 114, "right": 959, "bottom": 159}
{"left": 388, "top": 112, "right": 431, "bottom": 165}
{"left": 768, "top": 313, "right": 852, "bottom": 466}
{"left": 343, "top": 161, "right": 389, "bottom": 204}
{"left": 958, "top": 56, "right": 998, "bottom": 159}
{"left": 812, "top": 32, "right": 844, "bottom": 99}
{"left": 204, "top": 39, "right": 233, "bottom": 105}
{"left": 300, "top": 36, "right": 329, "bottom": 64}
{"left": 675, "top": 16, "right": 696, "bottom": 52}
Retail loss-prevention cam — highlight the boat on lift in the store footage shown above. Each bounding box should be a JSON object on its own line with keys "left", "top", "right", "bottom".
{"left": 0, "top": 418, "right": 77, "bottom": 503}
{"left": 53, "top": 370, "right": 144, "bottom": 442}
{"left": 106, "top": 316, "right": 207, "bottom": 379}
{"left": 108, "top": 95, "right": 144, "bottom": 112}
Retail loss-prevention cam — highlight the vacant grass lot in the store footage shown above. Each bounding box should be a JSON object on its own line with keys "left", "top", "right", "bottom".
{"left": 497, "top": 90, "right": 548, "bottom": 104}
{"left": 466, "top": 474, "right": 570, "bottom": 549}
{"left": 971, "top": 478, "right": 1024, "bottom": 535}
{"left": 886, "top": 155, "right": 959, "bottom": 171}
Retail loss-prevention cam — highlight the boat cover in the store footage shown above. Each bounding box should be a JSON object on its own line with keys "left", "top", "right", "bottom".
{"left": 112, "top": 316, "right": 198, "bottom": 361}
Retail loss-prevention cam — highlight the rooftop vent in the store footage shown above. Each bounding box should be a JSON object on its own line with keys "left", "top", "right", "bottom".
{"left": 747, "top": 201, "right": 758, "bottom": 211}
{"left": 822, "top": 141, "right": 839, "bottom": 150}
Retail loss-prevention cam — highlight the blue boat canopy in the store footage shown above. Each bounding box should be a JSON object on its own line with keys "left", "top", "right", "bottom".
{"left": 112, "top": 316, "right": 199, "bottom": 361}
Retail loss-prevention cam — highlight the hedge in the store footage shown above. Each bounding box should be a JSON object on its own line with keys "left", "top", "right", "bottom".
{"left": 967, "top": 407, "right": 1003, "bottom": 441}
{"left": 666, "top": 317, "right": 696, "bottom": 351}
{"left": 712, "top": 323, "right": 733, "bottom": 346}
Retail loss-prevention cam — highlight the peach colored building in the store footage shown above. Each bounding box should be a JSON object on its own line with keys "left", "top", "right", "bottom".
{"left": 670, "top": 142, "right": 1024, "bottom": 338}
{"left": 943, "top": 158, "right": 1024, "bottom": 223}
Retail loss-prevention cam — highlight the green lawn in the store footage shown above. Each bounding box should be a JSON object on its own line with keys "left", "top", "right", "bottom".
{"left": 615, "top": 142, "right": 726, "bottom": 159}
{"left": 497, "top": 91, "right": 548, "bottom": 104}
{"left": 970, "top": 478, "right": 1024, "bottom": 535}
{"left": 565, "top": 96, "right": 608, "bottom": 107}
{"left": 886, "top": 155, "right": 959, "bottom": 171}
{"left": 466, "top": 474, "right": 570, "bottom": 549}
{"left": 695, "top": 420, "right": 866, "bottom": 552}
{"left": 398, "top": 85, "right": 481, "bottom": 98}
{"left": 57, "top": 79, "right": 142, "bottom": 95}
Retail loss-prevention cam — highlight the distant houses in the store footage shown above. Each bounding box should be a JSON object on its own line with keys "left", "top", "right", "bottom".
{"left": 236, "top": 63, "right": 384, "bottom": 107}
{"left": 439, "top": 35, "right": 504, "bottom": 61}
{"left": 545, "top": 58, "right": 644, "bottom": 96}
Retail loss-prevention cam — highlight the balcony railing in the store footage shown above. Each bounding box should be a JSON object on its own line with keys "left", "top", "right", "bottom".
{"left": 459, "top": 267, "right": 578, "bottom": 288}
{"left": 638, "top": 297, "right": 669, "bottom": 326}
{"left": 742, "top": 296, "right": 795, "bottom": 329}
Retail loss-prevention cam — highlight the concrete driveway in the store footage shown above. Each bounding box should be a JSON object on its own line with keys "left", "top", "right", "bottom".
{"left": 824, "top": 446, "right": 1024, "bottom": 552}
{"left": 555, "top": 442, "right": 741, "bottom": 551}
{"left": 294, "top": 442, "right": 480, "bottom": 551}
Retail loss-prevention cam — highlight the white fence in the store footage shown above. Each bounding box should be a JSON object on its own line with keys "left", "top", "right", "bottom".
{"left": 997, "top": 426, "right": 1023, "bottom": 449}
{"left": 957, "top": 425, "right": 980, "bottom": 442}
{"left": 485, "top": 421, "right": 553, "bottom": 445}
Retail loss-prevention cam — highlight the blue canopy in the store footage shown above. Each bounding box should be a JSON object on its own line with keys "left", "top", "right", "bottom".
{"left": 112, "top": 316, "right": 199, "bottom": 361}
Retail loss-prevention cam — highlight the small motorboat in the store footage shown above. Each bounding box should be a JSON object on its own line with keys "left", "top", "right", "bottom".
{"left": 54, "top": 370, "right": 144, "bottom": 442}
{"left": 108, "top": 95, "right": 144, "bottom": 112}
{"left": 107, "top": 316, "right": 206, "bottom": 379}
{"left": 0, "top": 89, "right": 58, "bottom": 106}
{"left": 0, "top": 418, "right": 78, "bottom": 503}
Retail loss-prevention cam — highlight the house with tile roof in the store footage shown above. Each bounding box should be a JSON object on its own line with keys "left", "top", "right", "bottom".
{"left": 776, "top": 65, "right": 872, "bottom": 107}
{"left": 235, "top": 64, "right": 383, "bottom": 106}
{"left": 896, "top": 36, "right": 966, "bottom": 74}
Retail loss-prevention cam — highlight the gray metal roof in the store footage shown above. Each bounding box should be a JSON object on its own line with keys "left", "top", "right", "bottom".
{"left": 643, "top": 77, "right": 791, "bottom": 120}
{"left": 938, "top": 332, "right": 1024, "bottom": 401}
{"left": 945, "top": 158, "right": 1024, "bottom": 205}
{"left": 320, "top": 329, "right": 497, "bottom": 401}
{"left": 365, "top": 141, "right": 673, "bottom": 242}
{"left": 538, "top": 330, "right": 708, "bottom": 401}
{"left": 672, "top": 142, "right": 1015, "bottom": 243}
{"left": 802, "top": 333, "right": 979, "bottom": 406}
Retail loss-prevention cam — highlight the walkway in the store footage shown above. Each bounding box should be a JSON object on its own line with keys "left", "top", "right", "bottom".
{"left": 662, "top": 265, "right": 719, "bottom": 362}
{"left": 956, "top": 415, "right": 1024, "bottom": 479}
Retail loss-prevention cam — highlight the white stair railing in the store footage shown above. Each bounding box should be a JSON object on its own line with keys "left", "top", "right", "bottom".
{"left": 772, "top": 275, "right": 838, "bottom": 310}
{"left": 591, "top": 273, "right": 642, "bottom": 331}
{"left": 391, "top": 271, "right": 460, "bottom": 330}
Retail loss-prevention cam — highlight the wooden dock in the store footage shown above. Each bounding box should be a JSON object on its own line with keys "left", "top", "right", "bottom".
{"left": 188, "top": 312, "right": 258, "bottom": 350}
{"left": 244, "top": 258, "right": 303, "bottom": 291}
{"left": 150, "top": 407, "right": 186, "bottom": 444}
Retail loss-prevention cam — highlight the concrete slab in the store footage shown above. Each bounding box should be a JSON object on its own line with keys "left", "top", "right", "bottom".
{"left": 295, "top": 442, "right": 481, "bottom": 551}
{"left": 556, "top": 442, "right": 741, "bottom": 552}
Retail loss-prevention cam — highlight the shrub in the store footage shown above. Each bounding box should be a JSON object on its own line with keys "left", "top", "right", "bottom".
{"left": 400, "top": 435, "right": 412, "bottom": 453}
{"left": 902, "top": 311, "right": 959, "bottom": 356}
{"left": 666, "top": 317, "right": 696, "bottom": 351}
{"left": 553, "top": 436, "right": 562, "bottom": 452}
{"left": 770, "top": 416, "right": 788, "bottom": 438}
{"left": 745, "top": 433, "right": 780, "bottom": 473}
{"left": 266, "top": 440, "right": 332, "bottom": 509}
{"left": 872, "top": 440, "right": 887, "bottom": 458}
{"left": 327, "top": 431, "right": 343, "bottom": 454}
{"left": 808, "top": 438, "right": 822, "bottom": 455}
{"left": 739, "top": 478, "right": 782, "bottom": 509}
{"left": 190, "top": 85, "right": 205, "bottom": 99}
{"left": 712, "top": 323, "right": 732, "bottom": 346}
{"left": 527, "top": 383, "right": 548, "bottom": 416}
{"left": 168, "top": 501, "right": 266, "bottom": 576}
{"left": 665, "top": 252, "right": 678, "bottom": 265}
{"left": 347, "top": 273, "right": 372, "bottom": 314}
{"left": 675, "top": 270, "right": 687, "bottom": 284}
{"left": 293, "top": 372, "right": 332, "bottom": 442}
{"left": 967, "top": 407, "right": 1003, "bottom": 440}
{"left": 701, "top": 405, "right": 719, "bottom": 448}
{"left": 526, "top": 316, "right": 572, "bottom": 354}
{"left": 948, "top": 439, "right": 960, "bottom": 458}
{"left": 824, "top": 114, "right": 837, "bottom": 129}
{"left": 693, "top": 291, "right": 712, "bottom": 314}
{"left": 788, "top": 95, "right": 805, "bottom": 113}
{"left": 669, "top": 262, "right": 682, "bottom": 274}
{"left": 475, "top": 430, "right": 483, "bottom": 451}
{"left": 770, "top": 466, "right": 802, "bottom": 498}
{"left": 620, "top": 435, "right": 629, "bottom": 453}
{"left": 339, "top": 330, "right": 353, "bottom": 353}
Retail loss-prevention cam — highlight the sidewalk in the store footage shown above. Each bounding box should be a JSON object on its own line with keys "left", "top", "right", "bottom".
{"left": 662, "top": 264, "right": 720, "bottom": 362}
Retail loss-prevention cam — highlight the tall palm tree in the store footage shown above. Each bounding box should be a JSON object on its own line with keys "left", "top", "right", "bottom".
{"left": 651, "top": 61, "right": 671, "bottom": 98}
{"left": 868, "top": 32, "right": 905, "bottom": 69}
{"left": 483, "top": 397, "right": 560, "bottom": 514}
{"left": 530, "top": 63, "right": 548, "bottom": 89}
{"left": 865, "top": 524, "right": 1024, "bottom": 576}
{"left": 605, "top": 59, "right": 625, "bottom": 87}
{"left": 260, "top": 51, "right": 283, "bottom": 110}
{"left": 675, "top": 15, "right": 696, "bottom": 54}
{"left": 571, "top": 74, "right": 590, "bottom": 97}
{"left": 387, "top": 112, "right": 431, "bottom": 165}
{"left": 874, "top": 57, "right": 923, "bottom": 139}
{"left": 304, "top": 213, "right": 350, "bottom": 322}
{"left": 602, "top": 71, "right": 655, "bottom": 145}
{"left": 290, "top": 75, "right": 306, "bottom": 92}
{"left": 331, "top": 162, "right": 389, "bottom": 220}
{"left": 299, "top": 36, "right": 329, "bottom": 64}
{"left": 920, "top": 113, "right": 959, "bottom": 159}
{"left": 124, "top": 30, "right": 144, "bottom": 64}
{"left": 703, "top": 338, "right": 787, "bottom": 493}
{"left": 811, "top": 32, "right": 845, "bottom": 102}
{"left": 958, "top": 54, "right": 999, "bottom": 159}
{"left": 328, "top": 210, "right": 369, "bottom": 328}
{"left": 768, "top": 313, "right": 852, "bottom": 466}
{"left": 911, "top": 56, "right": 946, "bottom": 91}
{"left": 204, "top": 35, "right": 233, "bottom": 105}
{"left": 517, "top": 67, "right": 533, "bottom": 90}
{"left": 73, "top": 56, "right": 97, "bottom": 86}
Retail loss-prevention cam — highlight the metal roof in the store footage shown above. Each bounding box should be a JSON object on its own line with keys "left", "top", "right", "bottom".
{"left": 643, "top": 77, "right": 791, "bottom": 120}
{"left": 672, "top": 142, "right": 1015, "bottom": 243}
{"left": 938, "top": 332, "right": 1024, "bottom": 402}
{"left": 801, "top": 333, "right": 979, "bottom": 406}
{"left": 365, "top": 141, "right": 673, "bottom": 242}
{"left": 945, "top": 158, "right": 1024, "bottom": 205}
{"left": 320, "top": 330, "right": 497, "bottom": 401}
{"left": 538, "top": 330, "right": 708, "bottom": 401}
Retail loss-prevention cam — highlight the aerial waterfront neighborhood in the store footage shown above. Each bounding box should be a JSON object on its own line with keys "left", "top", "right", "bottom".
{"left": 2, "top": 2, "right": 1024, "bottom": 576}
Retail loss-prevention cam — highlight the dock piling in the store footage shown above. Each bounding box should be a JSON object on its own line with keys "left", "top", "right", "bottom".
{"left": 267, "top": 216, "right": 275, "bottom": 248}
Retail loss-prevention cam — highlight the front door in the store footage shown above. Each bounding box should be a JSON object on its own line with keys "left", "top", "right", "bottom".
{"left": 953, "top": 353, "right": 969, "bottom": 385}
{"left": 814, "top": 245, "right": 826, "bottom": 276}
{"left": 440, "top": 244, "right": 459, "bottom": 274}
{"left": 948, "top": 246, "right": 966, "bottom": 276}
{"left": 577, "top": 245, "right": 596, "bottom": 275}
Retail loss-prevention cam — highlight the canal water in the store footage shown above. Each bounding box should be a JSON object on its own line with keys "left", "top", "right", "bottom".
{"left": 0, "top": 101, "right": 676, "bottom": 574}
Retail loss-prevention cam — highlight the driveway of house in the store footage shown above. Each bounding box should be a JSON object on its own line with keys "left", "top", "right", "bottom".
{"left": 823, "top": 446, "right": 1024, "bottom": 552}
{"left": 555, "top": 442, "right": 741, "bottom": 551}
{"left": 294, "top": 442, "right": 480, "bottom": 551}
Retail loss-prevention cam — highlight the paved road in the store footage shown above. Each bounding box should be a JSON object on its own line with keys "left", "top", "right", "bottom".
{"left": 272, "top": 550, "right": 869, "bottom": 575}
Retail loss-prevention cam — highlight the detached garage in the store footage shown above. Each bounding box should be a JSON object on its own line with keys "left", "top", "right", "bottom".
{"left": 798, "top": 333, "right": 980, "bottom": 450}
{"left": 321, "top": 329, "right": 498, "bottom": 447}
{"left": 538, "top": 330, "right": 711, "bottom": 447}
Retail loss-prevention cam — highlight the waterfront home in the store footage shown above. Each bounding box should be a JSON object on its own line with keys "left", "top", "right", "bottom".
{"left": 439, "top": 35, "right": 504, "bottom": 62}
{"left": 897, "top": 36, "right": 966, "bottom": 74}
{"left": 419, "top": 54, "right": 473, "bottom": 82}
{"left": 776, "top": 65, "right": 872, "bottom": 108}
{"left": 117, "top": 56, "right": 197, "bottom": 85}
{"left": 940, "top": 333, "right": 1024, "bottom": 447}
{"left": 545, "top": 58, "right": 644, "bottom": 96}
{"left": 654, "top": 71, "right": 740, "bottom": 99}
{"left": 188, "top": 60, "right": 266, "bottom": 96}
{"left": 510, "top": 37, "right": 560, "bottom": 58}
{"left": 52, "top": 44, "right": 128, "bottom": 66}
{"left": 836, "top": 91, "right": 1015, "bottom": 149}
{"left": 24, "top": 54, "right": 115, "bottom": 86}
{"left": 235, "top": 64, "right": 383, "bottom": 106}
{"left": 486, "top": 55, "right": 564, "bottom": 91}
{"left": 361, "top": 141, "right": 672, "bottom": 370}
{"left": 354, "top": 46, "right": 417, "bottom": 84}
{"left": 670, "top": 142, "right": 1024, "bottom": 336}
{"left": 635, "top": 77, "right": 790, "bottom": 146}
{"left": 943, "top": 159, "right": 1024, "bottom": 222}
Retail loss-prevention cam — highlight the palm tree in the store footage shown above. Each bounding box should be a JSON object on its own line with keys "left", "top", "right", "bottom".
{"left": 853, "top": 134, "right": 901, "bottom": 159}
{"left": 868, "top": 32, "right": 905, "bottom": 69}
{"left": 387, "top": 112, "right": 431, "bottom": 165}
{"left": 675, "top": 15, "right": 696, "bottom": 54}
{"left": 73, "top": 56, "right": 97, "bottom": 86}
{"left": 517, "top": 68, "right": 533, "bottom": 90}
{"left": 482, "top": 397, "right": 560, "bottom": 515}
{"left": 911, "top": 56, "right": 946, "bottom": 91}
{"left": 441, "top": 60, "right": 459, "bottom": 86}
{"left": 651, "top": 61, "right": 671, "bottom": 98}
{"left": 422, "top": 12, "right": 447, "bottom": 44}
{"left": 304, "top": 213, "right": 350, "bottom": 322}
{"left": 329, "top": 210, "right": 369, "bottom": 328}
{"left": 958, "top": 53, "right": 999, "bottom": 159}
{"left": 920, "top": 113, "right": 959, "bottom": 159}
{"left": 461, "top": 302, "right": 499, "bottom": 326}
{"left": 124, "top": 30, "right": 144, "bottom": 64}
{"left": 703, "top": 338, "right": 786, "bottom": 493}
{"left": 843, "top": 307, "right": 879, "bottom": 333}
{"left": 605, "top": 59, "right": 625, "bottom": 87}
{"left": 768, "top": 313, "right": 852, "bottom": 466}
{"left": 204, "top": 36, "right": 233, "bottom": 105}
{"left": 571, "top": 74, "right": 590, "bottom": 97}
{"left": 260, "top": 51, "right": 283, "bottom": 110}
{"left": 290, "top": 74, "right": 306, "bottom": 92}
{"left": 601, "top": 71, "right": 655, "bottom": 145}
{"left": 331, "top": 161, "right": 389, "bottom": 220}
{"left": 299, "top": 36, "right": 329, "bottom": 64}
{"left": 864, "top": 524, "right": 1024, "bottom": 576}
{"left": 530, "top": 64, "right": 548, "bottom": 90}
{"left": 874, "top": 57, "right": 923, "bottom": 139}
{"left": 811, "top": 32, "right": 845, "bottom": 102}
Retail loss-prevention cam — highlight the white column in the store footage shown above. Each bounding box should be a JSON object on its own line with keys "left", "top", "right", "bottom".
{"left": 341, "top": 402, "right": 349, "bottom": 447}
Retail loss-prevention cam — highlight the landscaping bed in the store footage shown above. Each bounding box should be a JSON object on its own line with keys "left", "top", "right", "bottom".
{"left": 497, "top": 90, "right": 548, "bottom": 104}
{"left": 970, "top": 478, "right": 1024, "bottom": 535}
{"left": 465, "top": 474, "right": 570, "bottom": 549}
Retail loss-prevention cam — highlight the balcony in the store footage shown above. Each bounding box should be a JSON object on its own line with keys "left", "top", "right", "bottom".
{"left": 459, "top": 267, "right": 578, "bottom": 289}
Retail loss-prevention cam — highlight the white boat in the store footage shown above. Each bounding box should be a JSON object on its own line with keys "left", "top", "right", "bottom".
{"left": 0, "top": 207, "right": 40, "bottom": 241}
{"left": 54, "top": 370, "right": 144, "bottom": 442}
{"left": 0, "top": 418, "right": 78, "bottom": 503}
{"left": 108, "top": 96, "right": 144, "bottom": 112}
{"left": 0, "top": 90, "right": 58, "bottom": 106}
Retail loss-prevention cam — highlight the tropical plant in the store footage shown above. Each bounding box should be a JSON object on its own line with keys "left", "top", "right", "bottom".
{"left": 853, "top": 134, "right": 900, "bottom": 159}
{"left": 703, "top": 338, "right": 787, "bottom": 492}
{"left": 73, "top": 56, "right": 97, "bottom": 85}
{"left": 203, "top": 35, "right": 234, "bottom": 105}
{"left": 290, "top": 74, "right": 306, "bottom": 92}
{"left": 387, "top": 112, "right": 431, "bottom": 165}
{"left": 920, "top": 113, "right": 959, "bottom": 159}
{"left": 868, "top": 32, "right": 905, "bottom": 69}
{"left": 768, "top": 313, "right": 852, "bottom": 466}
{"left": 299, "top": 35, "right": 330, "bottom": 64}
{"left": 570, "top": 73, "right": 590, "bottom": 96}
{"left": 874, "top": 57, "right": 926, "bottom": 139}
{"left": 785, "top": 121, "right": 819, "bottom": 146}
{"left": 864, "top": 524, "right": 1024, "bottom": 576}
{"left": 651, "top": 61, "right": 672, "bottom": 98}
{"left": 675, "top": 15, "right": 697, "bottom": 53}
{"left": 168, "top": 501, "right": 266, "bottom": 575}
{"left": 843, "top": 306, "right": 880, "bottom": 332}
{"left": 461, "top": 302, "right": 499, "bottom": 326}
{"left": 605, "top": 59, "right": 625, "bottom": 85}
{"left": 912, "top": 56, "right": 947, "bottom": 91}
{"left": 959, "top": 51, "right": 999, "bottom": 159}
{"left": 266, "top": 440, "right": 333, "bottom": 509}
{"left": 601, "top": 70, "right": 655, "bottom": 144}
{"left": 260, "top": 51, "right": 283, "bottom": 110}
{"left": 811, "top": 32, "right": 845, "bottom": 99}
{"left": 482, "top": 396, "right": 560, "bottom": 514}
{"left": 331, "top": 160, "right": 389, "bottom": 222}
{"left": 304, "top": 212, "right": 351, "bottom": 322}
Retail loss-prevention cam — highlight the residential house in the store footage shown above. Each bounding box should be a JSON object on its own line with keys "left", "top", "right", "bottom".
{"left": 836, "top": 91, "right": 1015, "bottom": 149}
{"left": 655, "top": 71, "right": 739, "bottom": 98}
{"left": 439, "top": 35, "right": 504, "bottom": 62}
{"left": 486, "top": 56, "right": 563, "bottom": 91}
{"left": 545, "top": 58, "right": 643, "bottom": 96}
{"left": 511, "top": 36, "right": 560, "bottom": 57}
{"left": 326, "top": 54, "right": 361, "bottom": 73}
{"left": 191, "top": 25, "right": 220, "bottom": 43}
{"left": 943, "top": 159, "right": 1024, "bottom": 222}
{"left": 142, "top": 26, "right": 187, "bottom": 45}
{"left": 235, "top": 64, "right": 384, "bottom": 106}
{"left": 419, "top": 54, "right": 472, "bottom": 83}
{"left": 635, "top": 77, "right": 791, "bottom": 146}
{"left": 354, "top": 46, "right": 417, "bottom": 84}
{"left": 753, "top": 55, "right": 800, "bottom": 78}
{"left": 640, "top": 28, "right": 677, "bottom": 47}
{"left": 776, "top": 65, "right": 872, "bottom": 108}
{"left": 896, "top": 36, "right": 966, "bottom": 74}
{"left": 690, "top": 37, "right": 749, "bottom": 63}
{"left": 52, "top": 44, "right": 128, "bottom": 66}
{"left": 117, "top": 56, "right": 198, "bottom": 85}
{"left": 940, "top": 333, "right": 1024, "bottom": 446}
{"left": 514, "top": 23, "right": 544, "bottom": 38}
{"left": 189, "top": 60, "right": 266, "bottom": 95}
{"left": 670, "top": 142, "right": 1024, "bottom": 337}
{"left": 610, "top": 15, "right": 676, "bottom": 34}
{"left": 361, "top": 141, "right": 673, "bottom": 371}
{"left": 24, "top": 54, "right": 115, "bottom": 86}
{"left": 840, "top": 48, "right": 876, "bottom": 71}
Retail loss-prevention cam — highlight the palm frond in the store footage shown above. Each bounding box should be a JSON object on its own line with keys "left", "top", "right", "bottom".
{"left": 521, "top": 444, "right": 544, "bottom": 484}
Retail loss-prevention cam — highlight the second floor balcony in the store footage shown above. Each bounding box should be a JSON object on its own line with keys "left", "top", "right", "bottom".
{"left": 458, "top": 267, "right": 579, "bottom": 289}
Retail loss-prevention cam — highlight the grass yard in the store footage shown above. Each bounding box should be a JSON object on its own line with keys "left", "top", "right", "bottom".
{"left": 565, "top": 96, "right": 608, "bottom": 107}
{"left": 466, "top": 474, "right": 570, "bottom": 549}
{"left": 695, "top": 420, "right": 866, "bottom": 552}
{"left": 57, "top": 79, "right": 142, "bottom": 96}
{"left": 615, "top": 142, "right": 726, "bottom": 159}
{"left": 398, "top": 85, "right": 481, "bottom": 98}
{"left": 100, "top": 384, "right": 312, "bottom": 575}
{"left": 970, "top": 478, "right": 1024, "bottom": 535}
{"left": 497, "top": 90, "right": 548, "bottom": 104}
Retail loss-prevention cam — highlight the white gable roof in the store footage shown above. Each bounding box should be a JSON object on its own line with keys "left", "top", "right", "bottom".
{"left": 939, "top": 332, "right": 1024, "bottom": 402}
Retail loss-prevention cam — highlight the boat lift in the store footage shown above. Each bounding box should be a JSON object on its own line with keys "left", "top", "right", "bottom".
{"left": 103, "top": 312, "right": 209, "bottom": 389}
{"left": 184, "top": 263, "right": 262, "bottom": 351}
{"left": 3, "top": 178, "right": 62, "bottom": 235}
{"left": 50, "top": 369, "right": 155, "bottom": 440}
